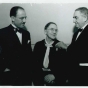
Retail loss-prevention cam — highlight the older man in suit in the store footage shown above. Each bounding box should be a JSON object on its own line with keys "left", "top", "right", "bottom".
{"left": 0, "top": 6, "right": 32, "bottom": 85}
{"left": 56, "top": 7, "right": 88, "bottom": 85}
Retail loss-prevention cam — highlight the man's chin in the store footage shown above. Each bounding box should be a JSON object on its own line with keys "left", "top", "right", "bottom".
{"left": 75, "top": 25, "right": 79, "bottom": 28}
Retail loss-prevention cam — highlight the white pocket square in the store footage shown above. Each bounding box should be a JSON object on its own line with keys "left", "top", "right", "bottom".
{"left": 79, "top": 63, "right": 88, "bottom": 66}
{"left": 4, "top": 68, "right": 10, "bottom": 72}
{"left": 56, "top": 48, "right": 58, "bottom": 51}
{"left": 27, "top": 40, "right": 30, "bottom": 43}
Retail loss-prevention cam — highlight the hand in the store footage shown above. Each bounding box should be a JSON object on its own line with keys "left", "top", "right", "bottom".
{"left": 55, "top": 41, "right": 68, "bottom": 50}
{"left": 44, "top": 74, "right": 55, "bottom": 84}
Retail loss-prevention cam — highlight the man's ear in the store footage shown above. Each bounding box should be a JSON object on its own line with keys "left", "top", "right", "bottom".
{"left": 10, "top": 16, "right": 15, "bottom": 22}
{"left": 83, "top": 15, "right": 87, "bottom": 22}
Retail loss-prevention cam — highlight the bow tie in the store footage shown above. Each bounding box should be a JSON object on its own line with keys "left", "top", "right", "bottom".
{"left": 14, "top": 28, "right": 22, "bottom": 33}
{"left": 78, "top": 29, "right": 82, "bottom": 32}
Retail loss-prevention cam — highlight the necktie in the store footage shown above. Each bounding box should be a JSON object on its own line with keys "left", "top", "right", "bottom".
{"left": 43, "top": 44, "right": 53, "bottom": 68}
{"left": 15, "top": 28, "right": 22, "bottom": 33}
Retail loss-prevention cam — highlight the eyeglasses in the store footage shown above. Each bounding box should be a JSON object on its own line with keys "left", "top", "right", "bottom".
{"left": 47, "top": 28, "right": 58, "bottom": 32}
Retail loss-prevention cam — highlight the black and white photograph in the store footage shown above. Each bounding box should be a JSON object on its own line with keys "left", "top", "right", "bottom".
{"left": 0, "top": 0, "right": 88, "bottom": 87}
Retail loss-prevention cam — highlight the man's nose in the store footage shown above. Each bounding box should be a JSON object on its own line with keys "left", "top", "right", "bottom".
{"left": 73, "top": 18, "right": 76, "bottom": 23}
{"left": 23, "top": 18, "right": 26, "bottom": 23}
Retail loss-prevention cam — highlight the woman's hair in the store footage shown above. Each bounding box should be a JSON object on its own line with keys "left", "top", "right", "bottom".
{"left": 44, "top": 22, "right": 57, "bottom": 30}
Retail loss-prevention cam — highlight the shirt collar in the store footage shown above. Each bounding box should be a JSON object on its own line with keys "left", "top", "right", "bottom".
{"left": 45, "top": 38, "right": 54, "bottom": 46}
{"left": 11, "top": 23, "right": 17, "bottom": 29}
{"left": 11, "top": 23, "right": 21, "bottom": 33}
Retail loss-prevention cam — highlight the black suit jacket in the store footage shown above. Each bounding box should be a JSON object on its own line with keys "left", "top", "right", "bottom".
{"left": 67, "top": 25, "right": 88, "bottom": 84}
{"left": 0, "top": 25, "right": 32, "bottom": 74}
{"left": 33, "top": 39, "right": 66, "bottom": 85}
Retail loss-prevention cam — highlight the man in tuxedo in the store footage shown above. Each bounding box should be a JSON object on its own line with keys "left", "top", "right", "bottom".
{"left": 33, "top": 22, "right": 66, "bottom": 86}
{"left": 0, "top": 6, "right": 32, "bottom": 85}
{"left": 56, "top": 7, "right": 88, "bottom": 85}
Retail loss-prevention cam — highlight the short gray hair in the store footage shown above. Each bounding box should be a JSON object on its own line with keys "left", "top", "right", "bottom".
{"left": 75, "top": 7, "right": 88, "bottom": 18}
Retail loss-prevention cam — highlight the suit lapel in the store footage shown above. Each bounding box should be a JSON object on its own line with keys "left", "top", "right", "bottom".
{"left": 22, "top": 31, "right": 26, "bottom": 45}
{"left": 43, "top": 39, "right": 47, "bottom": 53}
{"left": 72, "top": 31, "right": 79, "bottom": 43}
{"left": 71, "top": 25, "right": 88, "bottom": 44}
{"left": 42, "top": 40, "right": 47, "bottom": 59}
{"left": 49, "top": 39, "right": 59, "bottom": 60}
{"left": 75, "top": 26, "right": 88, "bottom": 42}
{"left": 22, "top": 30, "right": 28, "bottom": 46}
{"left": 7, "top": 25, "right": 22, "bottom": 46}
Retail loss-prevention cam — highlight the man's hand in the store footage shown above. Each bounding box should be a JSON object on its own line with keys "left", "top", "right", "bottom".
{"left": 44, "top": 74, "right": 55, "bottom": 84}
{"left": 55, "top": 41, "right": 68, "bottom": 50}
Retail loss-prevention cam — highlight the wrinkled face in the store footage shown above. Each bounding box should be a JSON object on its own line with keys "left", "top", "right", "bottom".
{"left": 44, "top": 24, "right": 58, "bottom": 40}
{"left": 11, "top": 9, "right": 27, "bottom": 28}
{"left": 73, "top": 10, "right": 86, "bottom": 29}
